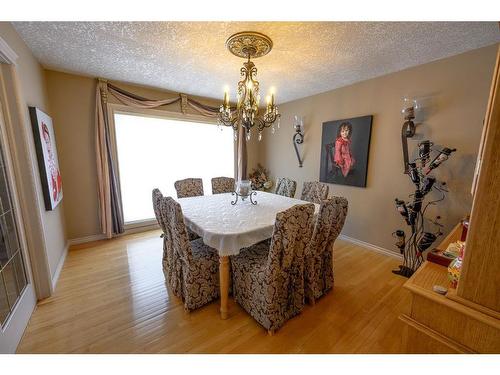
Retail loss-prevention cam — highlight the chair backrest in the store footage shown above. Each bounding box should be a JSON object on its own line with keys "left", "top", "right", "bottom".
{"left": 211, "top": 177, "right": 235, "bottom": 194}
{"left": 301, "top": 181, "right": 329, "bottom": 204}
{"left": 275, "top": 177, "right": 297, "bottom": 198}
{"left": 174, "top": 178, "right": 204, "bottom": 198}
{"left": 265, "top": 203, "right": 314, "bottom": 314}
{"left": 267, "top": 203, "right": 315, "bottom": 273}
{"left": 152, "top": 188, "right": 163, "bottom": 227}
{"left": 161, "top": 196, "right": 192, "bottom": 262}
{"left": 308, "top": 197, "right": 348, "bottom": 257}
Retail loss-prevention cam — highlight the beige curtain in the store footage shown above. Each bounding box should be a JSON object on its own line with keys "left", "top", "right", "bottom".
{"left": 95, "top": 79, "right": 124, "bottom": 238}
{"left": 108, "top": 84, "right": 180, "bottom": 109}
{"left": 95, "top": 79, "right": 248, "bottom": 237}
{"left": 236, "top": 125, "right": 247, "bottom": 180}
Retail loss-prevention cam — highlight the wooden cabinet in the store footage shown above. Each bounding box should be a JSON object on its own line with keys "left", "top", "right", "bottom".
{"left": 400, "top": 45, "right": 500, "bottom": 354}
{"left": 401, "top": 262, "right": 500, "bottom": 353}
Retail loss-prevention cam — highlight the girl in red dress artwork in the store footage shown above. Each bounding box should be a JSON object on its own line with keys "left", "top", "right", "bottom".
{"left": 42, "top": 122, "right": 63, "bottom": 203}
{"left": 333, "top": 122, "right": 355, "bottom": 177}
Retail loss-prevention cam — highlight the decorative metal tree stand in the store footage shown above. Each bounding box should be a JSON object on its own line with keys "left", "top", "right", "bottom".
{"left": 231, "top": 191, "right": 257, "bottom": 205}
{"left": 393, "top": 211, "right": 426, "bottom": 278}
{"left": 392, "top": 105, "right": 457, "bottom": 278}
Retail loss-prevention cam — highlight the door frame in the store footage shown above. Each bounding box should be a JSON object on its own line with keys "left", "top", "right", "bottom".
{"left": 0, "top": 35, "right": 49, "bottom": 353}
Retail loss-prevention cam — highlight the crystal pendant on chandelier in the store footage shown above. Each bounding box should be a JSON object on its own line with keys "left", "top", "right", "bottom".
{"left": 217, "top": 32, "right": 280, "bottom": 141}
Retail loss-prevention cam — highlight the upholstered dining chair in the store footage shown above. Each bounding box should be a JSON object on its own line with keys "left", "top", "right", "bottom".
{"left": 152, "top": 189, "right": 171, "bottom": 273}
{"left": 301, "top": 181, "right": 329, "bottom": 204}
{"left": 304, "top": 197, "right": 348, "bottom": 305}
{"left": 211, "top": 176, "right": 235, "bottom": 194}
{"left": 275, "top": 177, "right": 297, "bottom": 198}
{"left": 231, "top": 203, "right": 315, "bottom": 335}
{"left": 174, "top": 178, "right": 204, "bottom": 198}
{"left": 160, "top": 196, "right": 220, "bottom": 311}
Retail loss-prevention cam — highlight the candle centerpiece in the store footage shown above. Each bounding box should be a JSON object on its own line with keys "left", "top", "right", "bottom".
{"left": 231, "top": 179, "right": 257, "bottom": 205}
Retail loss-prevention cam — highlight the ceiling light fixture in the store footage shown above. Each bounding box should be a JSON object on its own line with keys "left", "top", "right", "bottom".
{"left": 218, "top": 32, "right": 280, "bottom": 142}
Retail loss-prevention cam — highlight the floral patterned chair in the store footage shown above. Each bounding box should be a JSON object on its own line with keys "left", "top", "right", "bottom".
{"left": 304, "top": 197, "right": 348, "bottom": 304}
{"left": 160, "top": 196, "right": 220, "bottom": 311}
{"left": 231, "top": 203, "right": 315, "bottom": 334}
{"left": 300, "top": 181, "right": 329, "bottom": 204}
{"left": 274, "top": 177, "right": 297, "bottom": 198}
{"left": 152, "top": 189, "right": 171, "bottom": 273}
{"left": 174, "top": 178, "right": 204, "bottom": 198}
{"left": 173, "top": 179, "right": 202, "bottom": 240}
{"left": 211, "top": 177, "right": 235, "bottom": 194}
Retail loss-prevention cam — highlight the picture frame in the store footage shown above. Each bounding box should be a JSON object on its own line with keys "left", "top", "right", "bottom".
{"left": 319, "top": 115, "right": 373, "bottom": 188}
{"left": 29, "top": 107, "right": 63, "bottom": 210}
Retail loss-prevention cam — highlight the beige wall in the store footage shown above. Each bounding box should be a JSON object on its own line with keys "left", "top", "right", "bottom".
{"left": 0, "top": 23, "right": 67, "bottom": 280}
{"left": 45, "top": 70, "right": 260, "bottom": 240}
{"left": 259, "top": 44, "right": 498, "bottom": 253}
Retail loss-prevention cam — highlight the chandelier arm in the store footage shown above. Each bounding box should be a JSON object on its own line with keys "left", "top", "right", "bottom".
{"left": 255, "top": 120, "right": 266, "bottom": 131}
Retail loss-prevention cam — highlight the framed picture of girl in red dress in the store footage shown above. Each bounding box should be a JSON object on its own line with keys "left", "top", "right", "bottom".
{"left": 29, "top": 107, "right": 63, "bottom": 210}
{"left": 319, "top": 115, "right": 372, "bottom": 187}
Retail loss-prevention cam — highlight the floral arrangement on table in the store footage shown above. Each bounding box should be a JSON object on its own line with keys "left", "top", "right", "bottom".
{"left": 249, "top": 163, "right": 273, "bottom": 191}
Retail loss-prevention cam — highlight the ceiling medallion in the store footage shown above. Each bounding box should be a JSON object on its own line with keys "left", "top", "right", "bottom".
{"left": 225, "top": 31, "right": 273, "bottom": 59}
{"left": 218, "top": 32, "right": 280, "bottom": 142}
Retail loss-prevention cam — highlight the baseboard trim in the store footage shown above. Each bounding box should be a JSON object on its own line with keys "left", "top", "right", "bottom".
{"left": 68, "top": 234, "right": 107, "bottom": 246}
{"left": 51, "top": 242, "right": 68, "bottom": 291}
{"left": 339, "top": 234, "right": 402, "bottom": 259}
{"left": 67, "top": 225, "right": 160, "bottom": 247}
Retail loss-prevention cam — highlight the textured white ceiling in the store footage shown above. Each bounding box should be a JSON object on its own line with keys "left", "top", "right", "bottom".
{"left": 12, "top": 22, "right": 500, "bottom": 104}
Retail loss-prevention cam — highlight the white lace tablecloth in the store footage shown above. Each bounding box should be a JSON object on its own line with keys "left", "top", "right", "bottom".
{"left": 177, "top": 191, "right": 319, "bottom": 256}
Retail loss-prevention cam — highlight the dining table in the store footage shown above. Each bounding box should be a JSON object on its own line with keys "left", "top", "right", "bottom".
{"left": 177, "top": 191, "right": 320, "bottom": 319}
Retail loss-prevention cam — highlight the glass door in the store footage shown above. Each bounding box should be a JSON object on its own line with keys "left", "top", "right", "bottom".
{"left": 0, "top": 103, "right": 36, "bottom": 353}
{"left": 0, "top": 141, "right": 28, "bottom": 326}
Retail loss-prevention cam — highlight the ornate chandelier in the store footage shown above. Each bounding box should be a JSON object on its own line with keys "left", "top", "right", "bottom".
{"left": 218, "top": 32, "right": 280, "bottom": 141}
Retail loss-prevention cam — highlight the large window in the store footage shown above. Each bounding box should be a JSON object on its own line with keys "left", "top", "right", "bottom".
{"left": 114, "top": 112, "right": 234, "bottom": 224}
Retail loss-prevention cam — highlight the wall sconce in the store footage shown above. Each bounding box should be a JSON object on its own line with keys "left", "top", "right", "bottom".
{"left": 293, "top": 115, "right": 304, "bottom": 167}
{"left": 401, "top": 97, "right": 418, "bottom": 174}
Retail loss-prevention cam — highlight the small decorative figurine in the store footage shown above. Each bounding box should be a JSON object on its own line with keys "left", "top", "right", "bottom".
{"left": 448, "top": 243, "right": 465, "bottom": 289}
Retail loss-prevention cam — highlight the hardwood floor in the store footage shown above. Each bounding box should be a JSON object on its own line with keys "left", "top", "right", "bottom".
{"left": 17, "top": 230, "right": 410, "bottom": 353}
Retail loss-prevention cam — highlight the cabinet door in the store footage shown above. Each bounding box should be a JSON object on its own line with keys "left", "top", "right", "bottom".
{"left": 457, "top": 45, "right": 500, "bottom": 313}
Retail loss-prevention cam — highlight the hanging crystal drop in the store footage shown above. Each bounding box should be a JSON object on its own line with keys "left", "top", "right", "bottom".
{"left": 258, "top": 131, "right": 262, "bottom": 142}
{"left": 271, "top": 125, "right": 275, "bottom": 134}
{"left": 234, "top": 130, "right": 238, "bottom": 141}
{"left": 246, "top": 131, "right": 251, "bottom": 141}
{"left": 277, "top": 116, "right": 281, "bottom": 129}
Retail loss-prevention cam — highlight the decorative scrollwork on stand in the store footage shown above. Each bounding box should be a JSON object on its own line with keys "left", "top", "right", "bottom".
{"left": 231, "top": 191, "right": 257, "bottom": 205}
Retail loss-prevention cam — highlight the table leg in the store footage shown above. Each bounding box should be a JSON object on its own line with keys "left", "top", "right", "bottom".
{"left": 219, "top": 255, "right": 230, "bottom": 319}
